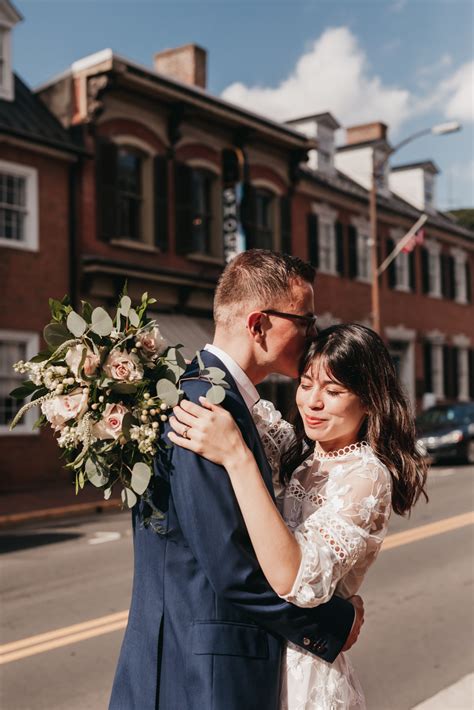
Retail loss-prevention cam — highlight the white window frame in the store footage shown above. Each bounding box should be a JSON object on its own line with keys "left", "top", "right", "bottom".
{"left": 390, "top": 228, "right": 411, "bottom": 292}
{"left": 0, "top": 24, "right": 13, "bottom": 101}
{"left": 450, "top": 247, "right": 468, "bottom": 305}
{"left": 452, "top": 334, "right": 471, "bottom": 401}
{"left": 351, "top": 216, "right": 371, "bottom": 283}
{"left": 312, "top": 203, "right": 337, "bottom": 275}
{"left": 0, "top": 330, "right": 40, "bottom": 436}
{"left": 0, "top": 160, "right": 38, "bottom": 251}
{"left": 425, "top": 239, "right": 442, "bottom": 298}
{"left": 425, "top": 330, "right": 445, "bottom": 400}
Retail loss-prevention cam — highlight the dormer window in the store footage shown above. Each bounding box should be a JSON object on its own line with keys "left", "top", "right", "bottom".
{"left": 0, "top": 1, "right": 23, "bottom": 102}
{"left": 284, "top": 112, "right": 340, "bottom": 175}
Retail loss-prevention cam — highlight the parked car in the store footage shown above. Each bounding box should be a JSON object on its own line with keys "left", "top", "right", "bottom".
{"left": 416, "top": 402, "right": 474, "bottom": 464}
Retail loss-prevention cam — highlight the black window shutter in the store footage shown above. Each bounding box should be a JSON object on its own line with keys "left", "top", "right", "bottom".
{"left": 469, "top": 349, "right": 474, "bottom": 399}
{"left": 423, "top": 341, "right": 433, "bottom": 392}
{"left": 387, "top": 238, "right": 396, "bottom": 289}
{"left": 96, "top": 138, "right": 118, "bottom": 241}
{"left": 335, "top": 221, "right": 345, "bottom": 275}
{"left": 466, "top": 260, "right": 472, "bottom": 303}
{"left": 154, "top": 155, "right": 168, "bottom": 251}
{"left": 443, "top": 344, "right": 451, "bottom": 398}
{"left": 421, "top": 247, "right": 430, "bottom": 294}
{"left": 307, "top": 213, "right": 319, "bottom": 267}
{"left": 441, "top": 254, "right": 448, "bottom": 298}
{"left": 452, "top": 347, "right": 459, "bottom": 399}
{"left": 409, "top": 251, "right": 416, "bottom": 292}
{"left": 448, "top": 255, "right": 456, "bottom": 299}
{"left": 348, "top": 225, "right": 357, "bottom": 278}
{"left": 241, "top": 183, "right": 257, "bottom": 250}
{"left": 175, "top": 162, "right": 193, "bottom": 254}
{"left": 280, "top": 195, "right": 292, "bottom": 254}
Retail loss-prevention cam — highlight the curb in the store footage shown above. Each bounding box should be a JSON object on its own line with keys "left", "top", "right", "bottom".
{"left": 0, "top": 499, "right": 122, "bottom": 528}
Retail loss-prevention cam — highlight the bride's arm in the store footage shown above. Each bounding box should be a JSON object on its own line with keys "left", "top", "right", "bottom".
{"left": 168, "top": 397, "right": 301, "bottom": 597}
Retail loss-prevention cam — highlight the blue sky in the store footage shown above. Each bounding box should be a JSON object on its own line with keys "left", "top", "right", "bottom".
{"left": 13, "top": 0, "right": 474, "bottom": 209}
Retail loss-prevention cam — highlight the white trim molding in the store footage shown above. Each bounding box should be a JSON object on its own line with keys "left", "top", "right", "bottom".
{"left": 450, "top": 247, "right": 468, "bottom": 305}
{"left": 351, "top": 215, "right": 371, "bottom": 283}
{"left": 0, "top": 159, "right": 38, "bottom": 251}
{"left": 0, "top": 329, "right": 40, "bottom": 436}
{"left": 312, "top": 202, "right": 338, "bottom": 276}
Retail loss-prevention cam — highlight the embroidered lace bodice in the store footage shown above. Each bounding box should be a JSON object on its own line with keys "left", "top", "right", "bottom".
{"left": 252, "top": 401, "right": 393, "bottom": 710}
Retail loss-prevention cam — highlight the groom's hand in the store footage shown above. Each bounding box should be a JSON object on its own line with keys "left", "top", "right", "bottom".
{"left": 341, "top": 595, "right": 365, "bottom": 652}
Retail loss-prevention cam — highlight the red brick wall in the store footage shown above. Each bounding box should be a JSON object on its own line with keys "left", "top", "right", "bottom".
{"left": 0, "top": 145, "right": 72, "bottom": 491}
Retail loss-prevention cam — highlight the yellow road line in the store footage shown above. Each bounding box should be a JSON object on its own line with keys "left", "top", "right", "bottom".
{"left": 382, "top": 511, "right": 474, "bottom": 551}
{"left": 1, "top": 511, "right": 472, "bottom": 665}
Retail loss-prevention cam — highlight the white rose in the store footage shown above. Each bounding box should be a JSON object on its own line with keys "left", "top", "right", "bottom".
{"left": 65, "top": 344, "right": 100, "bottom": 378}
{"left": 136, "top": 326, "right": 167, "bottom": 359}
{"left": 93, "top": 402, "right": 129, "bottom": 440}
{"left": 103, "top": 350, "right": 144, "bottom": 382}
{"left": 41, "top": 388, "right": 89, "bottom": 431}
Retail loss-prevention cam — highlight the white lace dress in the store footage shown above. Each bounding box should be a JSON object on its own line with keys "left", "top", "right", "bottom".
{"left": 252, "top": 401, "right": 393, "bottom": 710}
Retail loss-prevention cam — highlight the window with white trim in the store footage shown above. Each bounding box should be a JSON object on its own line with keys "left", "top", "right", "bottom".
{"left": 313, "top": 204, "right": 337, "bottom": 275}
{"left": 391, "top": 229, "right": 410, "bottom": 291}
{"left": 356, "top": 225, "right": 371, "bottom": 282}
{"left": 0, "top": 331, "right": 40, "bottom": 435}
{"left": 0, "top": 26, "right": 13, "bottom": 101}
{"left": 424, "top": 240, "right": 442, "bottom": 297}
{"left": 451, "top": 248, "right": 468, "bottom": 304}
{"left": 0, "top": 160, "right": 38, "bottom": 251}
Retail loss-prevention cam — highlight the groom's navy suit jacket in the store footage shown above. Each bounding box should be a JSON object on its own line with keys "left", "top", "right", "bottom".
{"left": 110, "top": 350, "right": 355, "bottom": 710}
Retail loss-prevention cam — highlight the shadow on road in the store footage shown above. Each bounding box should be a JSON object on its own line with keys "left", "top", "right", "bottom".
{"left": 0, "top": 531, "right": 82, "bottom": 554}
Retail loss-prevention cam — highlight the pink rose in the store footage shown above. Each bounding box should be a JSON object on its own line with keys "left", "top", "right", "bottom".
{"left": 136, "top": 326, "right": 167, "bottom": 359}
{"left": 65, "top": 344, "right": 100, "bottom": 379}
{"left": 103, "top": 350, "right": 144, "bottom": 382}
{"left": 93, "top": 402, "right": 128, "bottom": 440}
{"left": 41, "top": 388, "right": 89, "bottom": 431}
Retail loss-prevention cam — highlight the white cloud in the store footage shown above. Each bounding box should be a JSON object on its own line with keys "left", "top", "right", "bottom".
{"left": 442, "top": 61, "right": 474, "bottom": 123}
{"left": 221, "top": 27, "right": 411, "bottom": 132}
{"left": 416, "top": 53, "right": 453, "bottom": 79}
{"left": 390, "top": 0, "right": 408, "bottom": 12}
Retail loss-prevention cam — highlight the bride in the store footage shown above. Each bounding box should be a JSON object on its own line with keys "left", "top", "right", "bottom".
{"left": 168, "top": 323, "right": 428, "bottom": 710}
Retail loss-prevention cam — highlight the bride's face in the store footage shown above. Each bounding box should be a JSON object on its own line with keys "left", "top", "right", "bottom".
{"left": 296, "top": 356, "right": 367, "bottom": 451}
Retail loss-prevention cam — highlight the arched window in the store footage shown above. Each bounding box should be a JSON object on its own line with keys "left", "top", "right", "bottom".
{"left": 117, "top": 147, "right": 143, "bottom": 241}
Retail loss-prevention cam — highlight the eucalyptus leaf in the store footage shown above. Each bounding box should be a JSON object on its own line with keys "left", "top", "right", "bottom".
{"left": 85, "top": 459, "right": 108, "bottom": 487}
{"left": 196, "top": 351, "right": 205, "bottom": 370}
{"left": 156, "top": 379, "right": 180, "bottom": 407}
{"left": 104, "top": 487, "right": 112, "bottom": 500}
{"left": 67, "top": 311, "right": 87, "bottom": 338}
{"left": 121, "top": 412, "right": 135, "bottom": 441}
{"left": 128, "top": 308, "right": 140, "bottom": 327}
{"left": 131, "top": 462, "right": 152, "bottom": 495}
{"left": 203, "top": 367, "right": 226, "bottom": 382}
{"left": 206, "top": 385, "right": 226, "bottom": 405}
{"left": 43, "top": 322, "right": 71, "bottom": 349}
{"left": 81, "top": 301, "right": 93, "bottom": 323}
{"left": 78, "top": 471, "right": 85, "bottom": 489}
{"left": 120, "top": 296, "right": 131, "bottom": 316}
{"left": 122, "top": 488, "right": 138, "bottom": 508}
{"left": 30, "top": 350, "right": 51, "bottom": 363}
{"left": 91, "top": 307, "right": 113, "bottom": 337}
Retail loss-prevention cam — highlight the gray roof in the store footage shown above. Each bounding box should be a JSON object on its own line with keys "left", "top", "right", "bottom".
{"left": 0, "top": 74, "right": 84, "bottom": 154}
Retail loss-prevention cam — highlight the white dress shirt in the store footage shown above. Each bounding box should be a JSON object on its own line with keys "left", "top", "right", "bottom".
{"left": 204, "top": 344, "right": 259, "bottom": 412}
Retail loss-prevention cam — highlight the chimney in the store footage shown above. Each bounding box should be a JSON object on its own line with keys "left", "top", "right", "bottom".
{"left": 154, "top": 44, "right": 207, "bottom": 89}
{"left": 346, "top": 122, "right": 388, "bottom": 145}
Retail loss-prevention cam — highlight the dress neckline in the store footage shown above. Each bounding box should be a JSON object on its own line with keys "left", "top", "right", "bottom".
{"left": 313, "top": 441, "right": 370, "bottom": 461}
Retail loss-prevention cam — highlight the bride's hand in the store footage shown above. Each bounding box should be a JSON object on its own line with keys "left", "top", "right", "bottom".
{"left": 168, "top": 396, "right": 249, "bottom": 468}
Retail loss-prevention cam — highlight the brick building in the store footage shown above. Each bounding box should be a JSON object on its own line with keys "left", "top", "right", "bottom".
{"left": 1, "top": 11, "right": 473, "bottom": 491}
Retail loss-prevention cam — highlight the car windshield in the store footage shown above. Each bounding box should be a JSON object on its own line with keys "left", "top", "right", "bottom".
{"left": 417, "top": 405, "right": 474, "bottom": 429}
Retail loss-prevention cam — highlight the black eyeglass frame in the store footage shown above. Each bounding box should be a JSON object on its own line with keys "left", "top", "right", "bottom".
{"left": 261, "top": 309, "right": 318, "bottom": 337}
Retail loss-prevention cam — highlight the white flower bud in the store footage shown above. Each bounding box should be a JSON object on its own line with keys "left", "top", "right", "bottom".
{"left": 98, "top": 396, "right": 104, "bottom": 403}
{"left": 150, "top": 408, "right": 157, "bottom": 416}
{"left": 91, "top": 403, "right": 99, "bottom": 411}
{"left": 160, "top": 414, "right": 168, "bottom": 422}
{"left": 160, "top": 402, "right": 168, "bottom": 411}
{"left": 140, "top": 414, "right": 148, "bottom": 423}
{"left": 152, "top": 421, "right": 159, "bottom": 429}
{"left": 143, "top": 393, "right": 151, "bottom": 400}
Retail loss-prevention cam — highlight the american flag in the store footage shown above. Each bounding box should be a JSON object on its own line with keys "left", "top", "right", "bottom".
{"left": 401, "top": 228, "right": 425, "bottom": 253}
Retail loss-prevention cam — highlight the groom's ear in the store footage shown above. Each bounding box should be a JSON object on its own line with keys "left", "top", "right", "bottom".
{"left": 247, "top": 311, "right": 266, "bottom": 342}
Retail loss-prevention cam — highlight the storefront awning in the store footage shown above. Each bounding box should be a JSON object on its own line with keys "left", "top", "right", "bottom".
{"left": 154, "top": 314, "right": 215, "bottom": 360}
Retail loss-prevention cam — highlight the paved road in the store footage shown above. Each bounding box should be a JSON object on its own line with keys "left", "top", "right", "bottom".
{"left": 1, "top": 464, "right": 473, "bottom": 710}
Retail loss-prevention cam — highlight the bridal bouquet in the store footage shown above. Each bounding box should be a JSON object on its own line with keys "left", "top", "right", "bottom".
{"left": 10, "top": 293, "right": 227, "bottom": 510}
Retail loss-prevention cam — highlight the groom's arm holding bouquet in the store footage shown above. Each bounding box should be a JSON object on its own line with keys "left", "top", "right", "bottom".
{"left": 156, "top": 377, "right": 356, "bottom": 663}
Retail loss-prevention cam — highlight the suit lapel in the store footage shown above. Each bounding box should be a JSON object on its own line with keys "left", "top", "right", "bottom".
{"left": 187, "top": 350, "right": 275, "bottom": 496}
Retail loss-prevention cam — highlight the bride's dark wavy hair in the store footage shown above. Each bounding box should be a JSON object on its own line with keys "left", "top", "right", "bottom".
{"left": 281, "top": 323, "right": 428, "bottom": 516}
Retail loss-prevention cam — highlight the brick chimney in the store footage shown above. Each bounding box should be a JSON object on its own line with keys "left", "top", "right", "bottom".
{"left": 154, "top": 44, "right": 207, "bottom": 89}
{"left": 346, "top": 121, "right": 388, "bottom": 145}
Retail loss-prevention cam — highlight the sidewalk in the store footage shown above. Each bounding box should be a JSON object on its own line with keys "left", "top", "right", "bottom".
{"left": 0, "top": 480, "right": 122, "bottom": 528}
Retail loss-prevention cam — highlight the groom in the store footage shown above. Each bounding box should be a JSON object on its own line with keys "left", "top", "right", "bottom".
{"left": 110, "top": 250, "right": 362, "bottom": 710}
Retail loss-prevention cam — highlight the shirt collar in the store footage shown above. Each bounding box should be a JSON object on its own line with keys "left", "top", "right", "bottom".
{"left": 204, "top": 344, "right": 259, "bottom": 411}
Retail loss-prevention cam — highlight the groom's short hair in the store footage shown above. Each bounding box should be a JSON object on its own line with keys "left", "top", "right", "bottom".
{"left": 214, "top": 249, "right": 315, "bottom": 327}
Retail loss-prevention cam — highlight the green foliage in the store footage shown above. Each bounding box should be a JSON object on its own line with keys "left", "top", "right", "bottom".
{"left": 43, "top": 322, "right": 71, "bottom": 349}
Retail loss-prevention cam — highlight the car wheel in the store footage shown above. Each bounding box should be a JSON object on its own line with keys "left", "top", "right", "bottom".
{"left": 467, "top": 440, "right": 474, "bottom": 465}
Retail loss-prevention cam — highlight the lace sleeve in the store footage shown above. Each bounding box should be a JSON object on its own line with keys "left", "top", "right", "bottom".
{"left": 281, "top": 457, "right": 392, "bottom": 607}
{"left": 252, "top": 399, "right": 296, "bottom": 497}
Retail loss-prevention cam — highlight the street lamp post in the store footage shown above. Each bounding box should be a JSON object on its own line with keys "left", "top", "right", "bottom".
{"left": 369, "top": 121, "right": 461, "bottom": 334}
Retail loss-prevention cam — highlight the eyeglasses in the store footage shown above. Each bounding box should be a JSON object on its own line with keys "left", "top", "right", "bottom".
{"left": 261, "top": 309, "right": 318, "bottom": 337}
